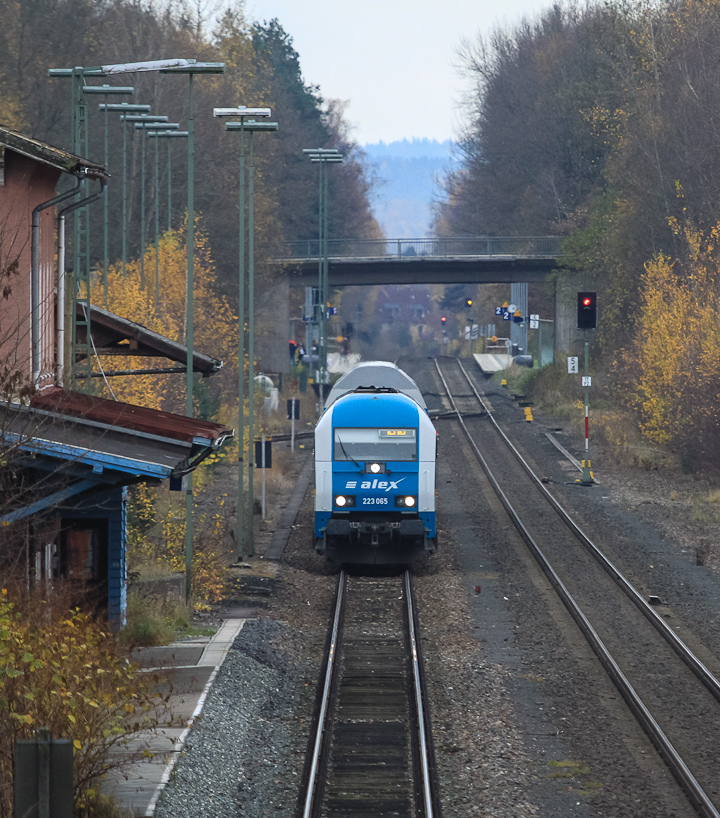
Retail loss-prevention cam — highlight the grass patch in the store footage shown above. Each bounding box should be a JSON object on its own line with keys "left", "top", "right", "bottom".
{"left": 547, "top": 758, "right": 590, "bottom": 778}
{"left": 493, "top": 362, "right": 539, "bottom": 398}
{"left": 593, "top": 408, "right": 678, "bottom": 470}
{"left": 118, "top": 592, "right": 192, "bottom": 648}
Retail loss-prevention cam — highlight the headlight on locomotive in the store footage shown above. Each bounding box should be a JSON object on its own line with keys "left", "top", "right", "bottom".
{"left": 334, "top": 494, "right": 356, "bottom": 508}
{"left": 395, "top": 495, "right": 417, "bottom": 508}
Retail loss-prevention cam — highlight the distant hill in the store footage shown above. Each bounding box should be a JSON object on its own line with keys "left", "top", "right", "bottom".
{"left": 363, "top": 139, "right": 457, "bottom": 238}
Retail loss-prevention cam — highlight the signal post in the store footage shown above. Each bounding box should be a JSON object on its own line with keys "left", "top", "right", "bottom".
{"left": 577, "top": 292, "right": 597, "bottom": 485}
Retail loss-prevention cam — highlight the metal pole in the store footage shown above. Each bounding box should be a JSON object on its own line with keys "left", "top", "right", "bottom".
{"left": 316, "top": 162, "right": 323, "bottom": 389}
{"left": 167, "top": 139, "right": 172, "bottom": 231}
{"left": 140, "top": 130, "right": 146, "bottom": 289}
{"left": 582, "top": 336, "right": 592, "bottom": 485}
{"left": 154, "top": 133, "right": 160, "bottom": 309}
{"left": 103, "top": 95, "right": 109, "bottom": 305}
{"left": 122, "top": 116, "right": 128, "bottom": 277}
{"left": 291, "top": 402, "right": 296, "bottom": 452}
{"left": 185, "top": 72, "right": 195, "bottom": 601}
{"left": 322, "top": 160, "right": 329, "bottom": 387}
{"left": 247, "top": 130, "right": 255, "bottom": 557}
{"left": 237, "top": 123, "right": 246, "bottom": 561}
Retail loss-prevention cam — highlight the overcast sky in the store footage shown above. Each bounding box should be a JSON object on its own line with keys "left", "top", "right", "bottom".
{"left": 243, "top": 0, "right": 549, "bottom": 145}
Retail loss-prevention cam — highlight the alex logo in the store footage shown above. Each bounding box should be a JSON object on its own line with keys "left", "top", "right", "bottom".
{"left": 345, "top": 478, "right": 405, "bottom": 492}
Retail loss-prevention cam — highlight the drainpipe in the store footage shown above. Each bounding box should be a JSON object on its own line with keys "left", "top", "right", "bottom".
{"left": 31, "top": 173, "right": 84, "bottom": 388}
{"left": 56, "top": 176, "right": 108, "bottom": 387}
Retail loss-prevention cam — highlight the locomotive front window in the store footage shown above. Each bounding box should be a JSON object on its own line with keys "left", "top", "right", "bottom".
{"left": 334, "top": 428, "right": 417, "bottom": 461}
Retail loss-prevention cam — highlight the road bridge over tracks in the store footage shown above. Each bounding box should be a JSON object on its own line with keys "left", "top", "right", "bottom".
{"left": 274, "top": 236, "right": 563, "bottom": 287}
{"left": 261, "top": 236, "right": 584, "bottom": 372}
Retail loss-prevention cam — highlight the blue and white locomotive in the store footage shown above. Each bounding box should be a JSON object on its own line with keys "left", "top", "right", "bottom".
{"left": 314, "top": 362, "right": 436, "bottom": 565}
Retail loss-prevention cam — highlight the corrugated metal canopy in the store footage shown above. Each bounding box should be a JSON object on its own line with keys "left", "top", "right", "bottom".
{"left": 29, "top": 389, "right": 231, "bottom": 447}
{"left": 77, "top": 303, "right": 222, "bottom": 376}
{"left": 0, "top": 395, "right": 232, "bottom": 525}
{"left": 3, "top": 406, "right": 192, "bottom": 479}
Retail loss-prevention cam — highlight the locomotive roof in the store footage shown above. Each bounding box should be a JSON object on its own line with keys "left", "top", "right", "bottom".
{"left": 324, "top": 361, "right": 427, "bottom": 410}
{"left": 331, "top": 391, "right": 421, "bottom": 427}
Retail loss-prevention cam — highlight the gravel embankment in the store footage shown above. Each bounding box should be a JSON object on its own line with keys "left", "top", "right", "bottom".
{"left": 155, "top": 357, "right": 720, "bottom": 817}
{"left": 154, "top": 618, "right": 316, "bottom": 818}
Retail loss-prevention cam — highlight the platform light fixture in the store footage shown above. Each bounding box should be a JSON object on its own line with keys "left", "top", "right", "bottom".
{"left": 214, "top": 104, "right": 276, "bottom": 560}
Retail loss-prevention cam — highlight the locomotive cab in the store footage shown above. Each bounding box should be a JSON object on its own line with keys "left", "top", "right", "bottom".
{"left": 315, "top": 379, "right": 436, "bottom": 565}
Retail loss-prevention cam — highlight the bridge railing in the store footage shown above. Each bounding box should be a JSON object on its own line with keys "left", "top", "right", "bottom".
{"left": 273, "top": 236, "right": 563, "bottom": 260}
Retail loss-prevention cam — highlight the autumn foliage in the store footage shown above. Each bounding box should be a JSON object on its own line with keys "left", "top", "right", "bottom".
{"left": 95, "top": 216, "right": 236, "bottom": 417}
{"left": 629, "top": 216, "right": 720, "bottom": 465}
{"left": 0, "top": 587, "right": 165, "bottom": 816}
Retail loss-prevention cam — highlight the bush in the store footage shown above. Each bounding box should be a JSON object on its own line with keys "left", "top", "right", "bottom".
{"left": 0, "top": 587, "right": 166, "bottom": 816}
{"left": 118, "top": 592, "right": 190, "bottom": 648}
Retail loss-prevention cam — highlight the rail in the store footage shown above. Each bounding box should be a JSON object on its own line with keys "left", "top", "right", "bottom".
{"left": 273, "top": 235, "right": 563, "bottom": 261}
{"left": 299, "top": 570, "right": 438, "bottom": 818}
{"left": 434, "top": 356, "right": 720, "bottom": 818}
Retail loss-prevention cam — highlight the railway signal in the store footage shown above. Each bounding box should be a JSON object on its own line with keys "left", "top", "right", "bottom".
{"left": 465, "top": 297, "right": 473, "bottom": 308}
{"left": 440, "top": 315, "right": 447, "bottom": 325}
{"left": 577, "top": 291, "right": 597, "bottom": 330}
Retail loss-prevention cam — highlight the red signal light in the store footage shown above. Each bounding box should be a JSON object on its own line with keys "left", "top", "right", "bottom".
{"left": 440, "top": 316, "right": 447, "bottom": 323}
{"left": 577, "top": 291, "right": 597, "bottom": 329}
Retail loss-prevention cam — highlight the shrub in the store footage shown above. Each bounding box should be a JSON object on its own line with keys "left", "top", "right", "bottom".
{"left": 118, "top": 592, "right": 191, "bottom": 649}
{"left": 0, "top": 587, "right": 166, "bottom": 815}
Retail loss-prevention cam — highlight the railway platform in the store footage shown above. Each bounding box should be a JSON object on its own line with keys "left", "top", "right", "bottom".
{"left": 102, "top": 617, "right": 248, "bottom": 817}
{"left": 473, "top": 351, "right": 511, "bottom": 373}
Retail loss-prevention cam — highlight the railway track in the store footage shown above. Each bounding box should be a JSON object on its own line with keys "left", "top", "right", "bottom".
{"left": 433, "top": 355, "right": 720, "bottom": 818}
{"left": 297, "top": 569, "right": 441, "bottom": 818}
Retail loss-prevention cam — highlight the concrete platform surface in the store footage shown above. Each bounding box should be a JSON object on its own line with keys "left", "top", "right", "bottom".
{"left": 103, "top": 619, "right": 246, "bottom": 816}
{"left": 474, "top": 352, "right": 512, "bottom": 373}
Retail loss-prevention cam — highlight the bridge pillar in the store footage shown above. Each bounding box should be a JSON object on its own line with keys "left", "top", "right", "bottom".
{"left": 257, "top": 269, "right": 290, "bottom": 375}
{"left": 554, "top": 268, "right": 596, "bottom": 353}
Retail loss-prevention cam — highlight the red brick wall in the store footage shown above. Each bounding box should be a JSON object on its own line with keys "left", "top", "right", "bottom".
{"left": 0, "top": 151, "right": 61, "bottom": 393}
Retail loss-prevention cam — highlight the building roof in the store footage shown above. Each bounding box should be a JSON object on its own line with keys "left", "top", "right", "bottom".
{"left": 29, "top": 388, "right": 231, "bottom": 447}
{"left": 0, "top": 392, "right": 233, "bottom": 525}
{"left": 78, "top": 303, "right": 223, "bottom": 376}
{"left": 0, "top": 125, "right": 107, "bottom": 179}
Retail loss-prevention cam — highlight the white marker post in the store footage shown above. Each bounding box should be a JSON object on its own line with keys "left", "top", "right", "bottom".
{"left": 261, "top": 435, "right": 267, "bottom": 520}
{"left": 287, "top": 398, "right": 299, "bottom": 452}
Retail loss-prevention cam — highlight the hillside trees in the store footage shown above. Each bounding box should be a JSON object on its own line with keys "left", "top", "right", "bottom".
{"left": 441, "top": 0, "right": 720, "bottom": 467}
{"left": 0, "top": 0, "right": 378, "bottom": 329}
{"left": 439, "top": 3, "right": 636, "bottom": 238}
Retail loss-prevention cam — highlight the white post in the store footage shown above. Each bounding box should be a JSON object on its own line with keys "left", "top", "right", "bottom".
{"left": 261, "top": 435, "right": 267, "bottom": 520}
{"left": 291, "top": 398, "right": 296, "bottom": 452}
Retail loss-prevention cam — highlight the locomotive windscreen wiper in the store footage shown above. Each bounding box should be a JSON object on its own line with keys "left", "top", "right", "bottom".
{"left": 335, "top": 433, "right": 362, "bottom": 468}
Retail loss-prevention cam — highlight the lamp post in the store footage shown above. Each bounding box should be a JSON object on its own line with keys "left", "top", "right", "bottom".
{"left": 48, "top": 60, "right": 205, "bottom": 331}
{"left": 98, "top": 103, "right": 151, "bottom": 279}
{"left": 159, "top": 62, "right": 225, "bottom": 600}
{"left": 214, "top": 106, "right": 275, "bottom": 561}
{"left": 302, "top": 149, "right": 343, "bottom": 394}
{"left": 50, "top": 59, "right": 226, "bottom": 602}
{"left": 137, "top": 123, "right": 180, "bottom": 309}
{"left": 148, "top": 130, "right": 189, "bottom": 306}
{"left": 83, "top": 84, "right": 134, "bottom": 304}
{"left": 124, "top": 115, "right": 169, "bottom": 289}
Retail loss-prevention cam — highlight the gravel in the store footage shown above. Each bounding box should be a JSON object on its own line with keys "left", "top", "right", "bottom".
{"left": 154, "top": 357, "right": 720, "bottom": 818}
{"left": 155, "top": 618, "right": 315, "bottom": 818}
